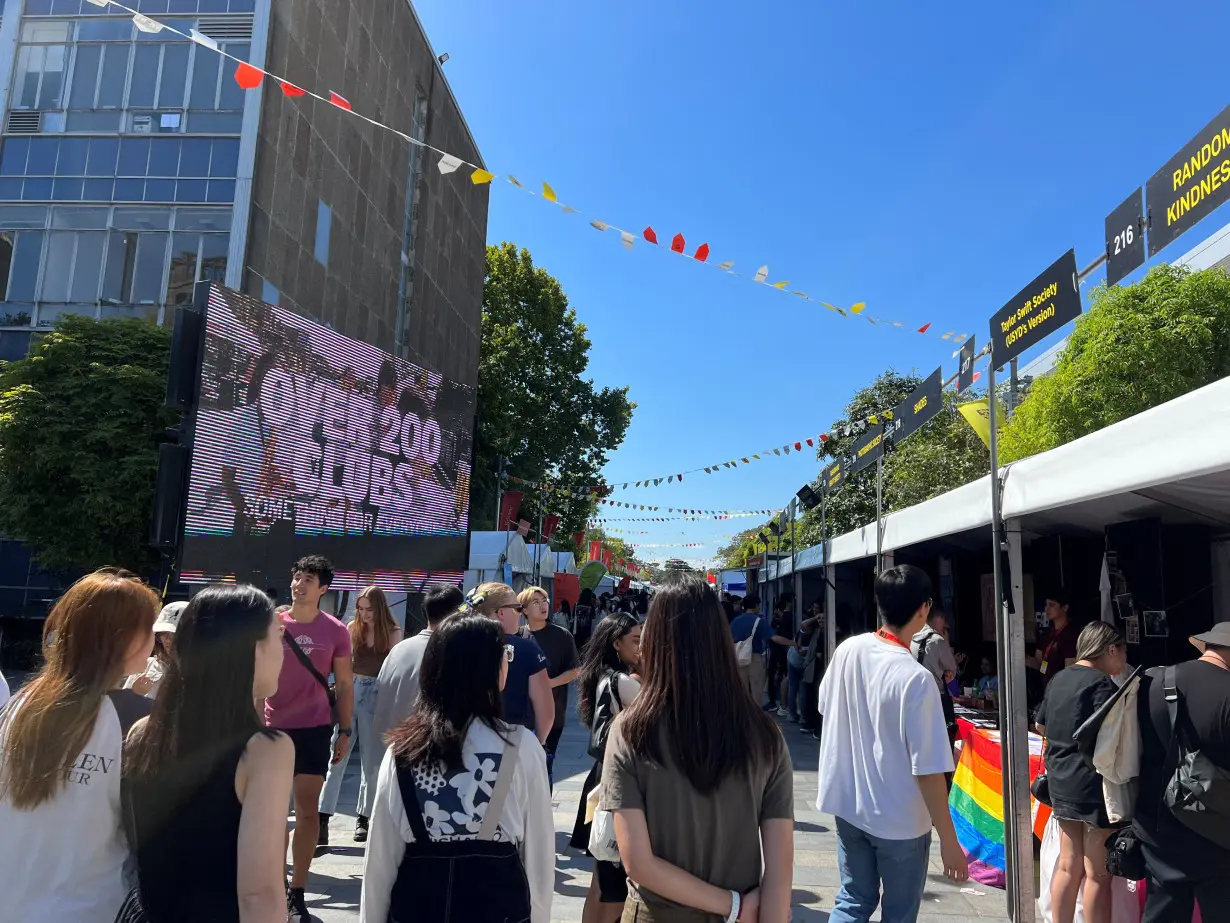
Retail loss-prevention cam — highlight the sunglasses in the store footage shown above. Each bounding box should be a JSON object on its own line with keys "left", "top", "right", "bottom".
{"left": 499, "top": 603, "right": 524, "bottom": 613}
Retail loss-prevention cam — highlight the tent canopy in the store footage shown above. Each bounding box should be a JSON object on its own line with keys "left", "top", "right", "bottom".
{"left": 467, "top": 532, "right": 534, "bottom": 574}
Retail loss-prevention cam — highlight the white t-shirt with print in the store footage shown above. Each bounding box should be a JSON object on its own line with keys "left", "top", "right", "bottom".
{"left": 817, "top": 632, "right": 954, "bottom": 840}
{"left": 0, "top": 695, "right": 129, "bottom": 923}
{"left": 360, "top": 721, "right": 554, "bottom": 923}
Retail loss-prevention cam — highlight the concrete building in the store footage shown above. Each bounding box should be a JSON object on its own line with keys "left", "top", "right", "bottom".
{"left": 0, "top": 0, "right": 487, "bottom": 621}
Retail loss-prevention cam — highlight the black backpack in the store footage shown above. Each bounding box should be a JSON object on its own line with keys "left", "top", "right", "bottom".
{"left": 1161, "top": 665, "right": 1230, "bottom": 849}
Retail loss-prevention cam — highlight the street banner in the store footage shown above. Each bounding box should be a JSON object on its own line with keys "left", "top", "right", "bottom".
{"left": 617, "top": 576, "right": 631, "bottom": 594}
{"left": 824, "top": 460, "right": 846, "bottom": 492}
{"left": 602, "top": 548, "right": 613, "bottom": 570}
{"left": 889, "top": 367, "right": 943, "bottom": 444}
{"left": 589, "top": 540, "right": 603, "bottom": 562}
{"left": 989, "top": 249, "right": 1081, "bottom": 366}
{"left": 850, "top": 425, "right": 885, "bottom": 476}
{"left": 499, "top": 491, "right": 523, "bottom": 531}
{"left": 542, "top": 514, "right": 560, "bottom": 541}
{"left": 554, "top": 572, "right": 580, "bottom": 609}
{"left": 1105, "top": 188, "right": 1146, "bottom": 286}
{"left": 957, "top": 336, "right": 977, "bottom": 393}
{"left": 957, "top": 397, "right": 1007, "bottom": 449}
{"left": 1146, "top": 104, "right": 1230, "bottom": 256}
{"left": 572, "top": 531, "right": 585, "bottom": 549}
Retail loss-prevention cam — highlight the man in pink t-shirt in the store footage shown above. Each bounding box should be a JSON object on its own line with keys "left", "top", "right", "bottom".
{"left": 266, "top": 555, "right": 353, "bottom": 923}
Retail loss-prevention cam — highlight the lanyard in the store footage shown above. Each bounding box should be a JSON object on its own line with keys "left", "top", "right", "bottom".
{"left": 1044, "top": 622, "right": 1070, "bottom": 660}
{"left": 876, "top": 627, "right": 912, "bottom": 652}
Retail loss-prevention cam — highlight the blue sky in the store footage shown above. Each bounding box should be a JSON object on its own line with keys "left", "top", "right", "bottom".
{"left": 416, "top": 0, "right": 1230, "bottom": 564}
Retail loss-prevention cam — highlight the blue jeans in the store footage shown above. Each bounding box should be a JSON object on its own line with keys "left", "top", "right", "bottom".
{"left": 786, "top": 661, "right": 805, "bottom": 719}
{"left": 830, "top": 816, "right": 932, "bottom": 923}
{"left": 319, "top": 676, "right": 380, "bottom": 817}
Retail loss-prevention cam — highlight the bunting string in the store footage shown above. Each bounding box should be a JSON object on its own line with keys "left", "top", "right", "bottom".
{"left": 92, "top": 0, "right": 972, "bottom": 344}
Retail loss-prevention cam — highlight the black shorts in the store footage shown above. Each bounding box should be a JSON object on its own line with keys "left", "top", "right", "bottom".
{"left": 283, "top": 724, "right": 333, "bottom": 778}
{"left": 596, "top": 858, "right": 628, "bottom": 903}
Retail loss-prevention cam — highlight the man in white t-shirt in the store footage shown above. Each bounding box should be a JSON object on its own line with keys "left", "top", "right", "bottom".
{"left": 817, "top": 565, "right": 968, "bottom": 923}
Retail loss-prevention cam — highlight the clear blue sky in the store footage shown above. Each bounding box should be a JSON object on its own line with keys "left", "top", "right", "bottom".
{"left": 415, "top": 0, "right": 1230, "bottom": 565}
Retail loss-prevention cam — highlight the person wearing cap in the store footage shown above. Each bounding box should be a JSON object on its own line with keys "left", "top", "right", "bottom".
{"left": 125, "top": 600, "right": 186, "bottom": 699}
{"left": 1132, "top": 622, "right": 1230, "bottom": 921}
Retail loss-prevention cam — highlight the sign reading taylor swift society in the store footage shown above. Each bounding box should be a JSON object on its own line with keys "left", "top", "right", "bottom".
{"left": 889, "top": 367, "right": 943, "bottom": 444}
{"left": 823, "top": 459, "right": 846, "bottom": 492}
{"left": 850, "top": 425, "right": 885, "bottom": 476}
{"left": 1146, "top": 104, "right": 1230, "bottom": 256}
{"left": 1105, "top": 187, "right": 1146, "bottom": 287}
{"left": 989, "top": 249, "right": 1081, "bottom": 366}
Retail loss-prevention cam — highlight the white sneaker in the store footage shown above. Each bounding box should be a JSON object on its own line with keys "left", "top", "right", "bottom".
{"left": 776, "top": 707, "right": 788, "bottom": 717}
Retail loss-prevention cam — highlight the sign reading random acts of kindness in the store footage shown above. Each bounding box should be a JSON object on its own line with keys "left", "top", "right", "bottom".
{"left": 850, "top": 426, "right": 885, "bottom": 476}
{"left": 1146, "top": 104, "right": 1230, "bottom": 256}
{"left": 988, "top": 249, "right": 1081, "bottom": 366}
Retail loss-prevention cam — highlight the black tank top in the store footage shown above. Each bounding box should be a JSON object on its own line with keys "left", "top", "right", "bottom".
{"left": 125, "top": 738, "right": 252, "bottom": 923}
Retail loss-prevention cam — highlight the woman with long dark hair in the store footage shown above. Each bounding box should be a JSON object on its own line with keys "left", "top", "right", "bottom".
{"left": 319, "top": 585, "right": 403, "bottom": 846}
{"left": 0, "top": 570, "right": 159, "bottom": 923}
{"left": 601, "top": 577, "right": 794, "bottom": 923}
{"left": 123, "top": 584, "right": 291, "bottom": 923}
{"left": 571, "top": 612, "right": 642, "bottom": 923}
{"left": 360, "top": 614, "right": 554, "bottom": 923}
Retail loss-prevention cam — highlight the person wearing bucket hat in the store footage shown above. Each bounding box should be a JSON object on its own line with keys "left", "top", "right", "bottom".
{"left": 1132, "top": 621, "right": 1230, "bottom": 921}
{"left": 125, "top": 601, "right": 187, "bottom": 699}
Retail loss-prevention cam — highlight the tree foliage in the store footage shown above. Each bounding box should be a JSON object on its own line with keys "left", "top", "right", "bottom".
{"left": 0, "top": 317, "right": 175, "bottom": 575}
{"left": 474, "top": 243, "right": 635, "bottom": 539}
{"left": 1000, "top": 264, "right": 1230, "bottom": 462}
{"left": 886, "top": 389, "right": 989, "bottom": 509}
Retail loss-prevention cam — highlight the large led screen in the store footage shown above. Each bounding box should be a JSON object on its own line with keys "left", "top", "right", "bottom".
{"left": 179, "top": 284, "right": 474, "bottom": 591}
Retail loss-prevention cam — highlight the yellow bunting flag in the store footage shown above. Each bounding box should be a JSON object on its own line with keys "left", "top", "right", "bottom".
{"left": 471, "top": 168, "right": 495, "bottom": 185}
{"left": 542, "top": 182, "right": 558, "bottom": 203}
{"left": 850, "top": 302, "right": 867, "bottom": 315}
{"left": 772, "top": 280, "right": 790, "bottom": 290}
{"left": 957, "top": 398, "right": 1006, "bottom": 449}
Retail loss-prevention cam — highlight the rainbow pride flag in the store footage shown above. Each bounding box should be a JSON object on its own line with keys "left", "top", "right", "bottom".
{"left": 948, "top": 720, "right": 1050, "bottom": 889}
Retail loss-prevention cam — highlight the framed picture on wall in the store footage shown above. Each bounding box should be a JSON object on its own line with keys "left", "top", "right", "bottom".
{"left": 1114, "top": 593, "right": 1136, "bottom": 623}
{"left": 1125, "top": 616, "right": 1141, "bottom": 645}
{"left": 1144, "top": 610, "right": 1170, "bottom": 638}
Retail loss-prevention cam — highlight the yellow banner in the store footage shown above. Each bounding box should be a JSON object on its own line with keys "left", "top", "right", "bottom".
{"left": 957, "top": 398, "right": 1006, "bottom": 448}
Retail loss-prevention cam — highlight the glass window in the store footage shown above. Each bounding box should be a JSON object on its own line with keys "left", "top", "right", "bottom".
{"left": 118, "top": 137, "right": 150, "bottom": 175}
{"left": 174, "top": 179, "right": 207, "bottom": 201}
{"left": 66, "top": 111, "right": 122, "bottom": 131}
{"left": 77, "top": 20, "right": 135, "bottom": 42}
{"left": 205, "top": 179, "right": 234, "bottom": 203}
{"left": 83, "top": 178, "right": 114, "bottom": 200}
{"left": 0, "top": 206, "right": 48, "bottom": 229}
{"left": 1, "top": 140, "right": 30, "bottom": 176}
{"left": 26, "top": 138, "right": 59, "bottom": 175}
{"left": 97, "top": 43, "right": 130, "bottom": 109}
{"left": 138, "top": 19, "right": 192, "bottom": 41}
{"left": 51, "top": 206, "right": 107, "bottom": 229}
{"left": 69, "top": 231, "right": 106, "bottom": 302}
{"left": 69, "top": 44, "right": 101, "bottom": 108}
{"left": 189, "top": 49, "right": 218, "bottom": 109}
{"left": 51, "top": 177, "right": 84, "bottom": 200}
{"left": 129, "top": 44, "right": 160, "bottom": 109}
{"left": 229, "top": 0, "right": 255, "bottom": 11}
{"left": 113, "top": 207, "right": 170, "bottom": 230}
{"left": 147, "top": 138, "right": 180, "bottom": 175}
{"left": 114, "top": 179, "right": 144, "bottom": 201}
{"left": 57, "top": 137, "right": 88, "bottom": 174}
{"left": 168, "top": 0, "right": 197, "bottom": 13}
{"left": 261, "top": 277, "right": 278, "bottom": 306}
{"left": 41, "top": 231, "right": 73, "bottom": 301}
{"left": 164, "top": 231, "right": 198, "bottom": 305}
{"left": 199, "top": 233, "right": 227, "bottom": 283}
{"left": 0, "top": 234, "right": 12, "bottom": 301}
{"left": 217, "top": 43, "right": 248, "bottom": 110}
{"left": 86, "top": 137, "right": 119, "bottom": 175}
{"left": 185, "top": 111, "right": 242, "bottom": 133}
{"left": 9, "top": 232, "right": 45, "bottom": 301}
{"left": 42, "top": 111, "right": 66, "bottom": 132}
{"left": 21, "top": 22, "right": 71, "bottom": 43}
{"left": 23, "top": 178, "right": 53, "bottom": 200}
{"left": 175, "top": 207, "right": 230, "bottom": 231}
{"left": 159, "top": 43, "right": 190, "bottom": 108}
{"left": 179, "top": 138, "right": 211, "bottom": 176}
{"left": 101, "top": 229, "right": 135, "bottom": 302}
{"left": 314, "top": 201, "right": 330, "bottom": 267}
{"left": 0, "top": 179, "right": 23, "bottom": 199}
{"left": 15, "top": 46, "right": 44, "bottom": 109}
{"left": 49, "top": 0, "right": 81, "bottom": 15}
{"left": 144, "top": 179, "right": 176, "bottom": 201}
{"left": 208, "top": 139, "right": 238, "bottom": 177}
{"left": 131, "top": 232, "right": 168, "bottom": 303}
{"left": 22, "top": 0, "right": 56, "bottom": 16}
{"left": 41, "top": 45, "right": 67, "bottom": 108}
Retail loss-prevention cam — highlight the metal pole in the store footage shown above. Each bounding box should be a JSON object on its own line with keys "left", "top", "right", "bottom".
{"left": 533, "top": 493, "right": 544, "bottom": 585}
{"left": 875, "top": 456, "right": 884, "bottom": 575}
{"left": 1008, "top": 357, "right": 1018, "bottom": 418}
{"left": 988, "top": 361, "right": 1035, "bottom": 923}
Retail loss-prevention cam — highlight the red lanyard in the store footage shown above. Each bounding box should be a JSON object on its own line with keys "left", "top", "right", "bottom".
{"left": 1044, "top": 622, "right": 1069, "bottom": 660}
{"left": 876, "top": 628, "right": 912, "bottom": 652}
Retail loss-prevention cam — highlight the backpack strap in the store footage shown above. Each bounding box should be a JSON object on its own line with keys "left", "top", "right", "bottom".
{"left": 396, "top": 757, "right": 434, "bottom": 845}
{"left": 916, "top": 630, "right": 930, "bottom": 665}
{"left": 478, "top": 735, "right": 520, "bottom": 842}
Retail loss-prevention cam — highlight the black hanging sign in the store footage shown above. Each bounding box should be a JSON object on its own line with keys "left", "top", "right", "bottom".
{"left": 888, "top": 367, "right": 943, "bottom": 444}
{"left": 988, "top": 249, "right": 1081, "bottom": 366}
{"left": 823, "top": 460, "right": 846, "bottom": 492}
{"left": 1145, "top": 104, "right": 1230, "bottom": 256}
{"left": 956, "top": 335, "right": 976, "bottom": 393}
{"left": 1105, "top": 188, "right": 1146, "bottom": 287}
{"left": 850, "top": 425, "right": 885, "bottom": 476}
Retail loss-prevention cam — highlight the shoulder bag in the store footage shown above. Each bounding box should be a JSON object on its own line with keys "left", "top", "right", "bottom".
{"left": 284, "top": 633, "right": 339, "bottom": 725}
{"left": 587, "top": 671, "right": 626, "bottom": 762}
{"left": 735, "top": 617, "right": 761, "bottom": 668}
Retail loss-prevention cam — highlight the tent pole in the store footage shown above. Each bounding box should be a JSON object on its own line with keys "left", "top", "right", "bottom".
{"left": 875, "top": 456, "right": 884, "bottom": 575}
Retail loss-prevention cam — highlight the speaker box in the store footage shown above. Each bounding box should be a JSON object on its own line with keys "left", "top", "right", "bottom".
{"left": 150, "top": 443, "right": 189, "bottom": 549}
{"left": 165, "top": 305, "right": 203, "bottom": 408}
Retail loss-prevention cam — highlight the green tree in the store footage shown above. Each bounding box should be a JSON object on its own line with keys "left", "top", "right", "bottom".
{"left": 0, "top": 317, "right": 175, "bottom": 574}
{"left": 474, "top": 243, "right": 635, "bottom": 539}
{"left": 885, "top": 389, "right": 989, "bottom": 509}
{"left": 1000, "top": 264, "right": 1230, "bottom": 462}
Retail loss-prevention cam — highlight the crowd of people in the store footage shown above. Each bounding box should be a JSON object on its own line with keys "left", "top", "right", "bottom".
{"left": 0, "top": 553, "right": 1225, "bottom": 923}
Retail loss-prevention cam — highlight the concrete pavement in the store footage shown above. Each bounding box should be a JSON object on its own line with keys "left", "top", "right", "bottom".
{"left": 303, "top": 705, "right": 1009, "bottom": 922}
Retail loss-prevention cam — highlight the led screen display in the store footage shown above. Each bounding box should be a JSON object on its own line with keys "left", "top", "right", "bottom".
{"left": 179, "top": 284, "right": 474, "bottom": 591}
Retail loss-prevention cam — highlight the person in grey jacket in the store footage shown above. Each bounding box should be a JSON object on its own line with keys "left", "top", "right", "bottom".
{"left": 370, "top": 584, "right": 463, "bottom": 747}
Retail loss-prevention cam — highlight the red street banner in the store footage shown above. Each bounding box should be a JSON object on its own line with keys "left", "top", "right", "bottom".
{"left": 554, "top": 572, "right": 580, "bottom": 610}
{"left": 617, "top": 576, "right": 631, "bottom": 594}
{"left": 499, "top": 491, "right": 523, "bottom": 531}
{"left": 602, "top": 548, "right": 613, "bottom": 570}
{"left": 543, "top": 514, "right": 561, "bottom": 541}
{"left": 516, "top": 520, "right": 531, "bottom": 537}
{"left": 589, "top": 540, "right": 603, "bottom": 562}
{"left": 706, "top": 573, "right": 717, "bottom": 585}
{"left": 573, "top": 531, "right": 585, "bottom": 549}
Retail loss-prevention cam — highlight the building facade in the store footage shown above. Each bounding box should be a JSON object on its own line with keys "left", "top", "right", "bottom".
{"left": 0, "top": 0, "right": 488, "bottom": 621}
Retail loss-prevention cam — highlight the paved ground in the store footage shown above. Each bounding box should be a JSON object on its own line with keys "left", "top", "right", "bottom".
{"left": 304, "top": 697, "right": 1009, "bottom": 922}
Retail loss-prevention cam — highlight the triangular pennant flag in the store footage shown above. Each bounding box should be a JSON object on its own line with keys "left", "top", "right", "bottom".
{"left": 717, "top": 260, "right": 734, "bottom": 271}
{"left": 670, "top": 233, "right": 685, "bottom": 253}
{"left": 677, "top": 474, "right": 683, "bottom": 481}
{"left": 280, "top": 80, "right": 306, "bottom": 98}
{"left": 754, "top": 266, "right": 769, "bottom": 283}
{"left": 654, "top": 478, "right": 663, "bottom": 486}
{"left": 917, "top": 322, "right": 932, "bottom": 334}
{"left": 508, "top": 175, "right": 524, "bottom": 188}
{"left": 942, "top": 331, "right": 954, "bottom": 340}
{"left": 667, "top": 475, "right": 674, "bottom": 483}
{"left": 806, "top": 438, "right": 814, "bottom": 447}
{"left": 542, "top": 182, "right": 558, "bottom": 203}
{"left": 772, "top": 280, "right": 790, "bottom": 290}
{"left": 233, "top": 62, "right": 264, "bottom": 90}
{"left": 784, "top": 445, "right": 791, "bottom": 455}
{"left": 850, "top": 302, "right": 867, "bottom": 314}
{"left": 773, "top": 448, "right": 781, "bottom": 456}
{"left": 885, "top": 409, "right": 894, "bottom": 419}
{"left": 820, "top": 433, "right": 829, "bottom": 443}
{"left": 753, "top": 454, "right": 761, "bottom": 460}
{"left": 741, "top": 457, "right": 750, "bottom": 464}
{"left": 620, "top": 231, "right": 635, "bottom": 251}
{"left": 643, "top": 227, "right": 658, "bottom": 244}
{"left": 188, "top": 29, "right": 218, "bottom": 51}
{"left": 590, "top": 219, "right": 609, "bottom": 232}
{"left": 437, "top": 153, "right": 463, "bottom": 174}
{"left": 329, "top": 91, "right": 351, "bottom": 111}
{"left": 561, "top": 205, "right": 579, "bottom": 215}
{"left": 704, "top": 467, "right": 712, "bottom": 474}
{"left": 695, "top": 243, "right": 710, "bottom": 262}
{"left": 84, "top": 0, "right": 110, "bottom": 6}
{"left": 794, "top": 442, "right": 802, "bottom": 451}
{"left": 821, "top": 302, "right": 839, "bottom": 312}
{"left": 869, "top": 415, "right": 879, "bottom": 424}
{"left": 470, "top": 168, "right": 495, "bottom": 185}
{"left": 132, "top": 13, "right": 164, "bottom": 33}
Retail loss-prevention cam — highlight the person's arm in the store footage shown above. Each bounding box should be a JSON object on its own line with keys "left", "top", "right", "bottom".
{"left": 613, "top": 809, "right": 742, "bottom": 917}
{"left": 550, "top": 633, "right": 581, "bottom": 690}
{"left": 359, "top": 749, "right": 408, "bottom": 923}
{"left": 332, "top": 654, "right": 355, "bottom": 764}
{"left": 518, "top": 730, "right": 556, "bottom": 923}
{"left": 759, "top": 817, "right": 794, "bottom": 923}
{"left": 549, "top": 668, "right": 579, "bottom": 689}
{"left": 918, "top": 773, "right": 968, "bottom": 881}
{"left": 528, "top": 671, "right": 554, "bottom": 744}
{"left": 390, "top": 627, "right": 403, "bottom": 646}
{"left": 235, "top": 732, "right": 295, "bottom": 923}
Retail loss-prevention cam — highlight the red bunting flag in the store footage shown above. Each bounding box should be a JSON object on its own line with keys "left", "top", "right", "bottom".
{"left": 234, "top": 62, "right": 263, "bottom": 90}
{"left": 794, "top": 442, "right": 802, "bottom": 451}
{"left": 516, "top": 519, "right": 531, "bottom": 537}
{"left": 670, "top": 233, "right": 685, "bottom": 253}
{"left": 542, "top": 514, "right": 560, "bottom": 541}
{"left": 917, "top": 322, "right": 932, "bottom": 334}
{"left": 820, "top": 433, "right": 829, "bottom": 443}
{"left": 280, "top": 80, "right": 306, "bottom": 98}
{"left": 643, "top": 226, "right": 658, "bottom": 244}
{"left": 498, "top": 491, "right": 523, "bottom": 531}
{"left": 329, "top": 91, "right": 351, "bottom": 111}
{"left": 694, "top": 243, "right": 710, "bottom": 262}
{"left": 806, "top": 438, "right": 814, "bottom": 447}
{"left": 589, "top": 540, "right": 603, "bottom": 562}
{"left": 573, "top": 532, "right": 585, "bottom": 549}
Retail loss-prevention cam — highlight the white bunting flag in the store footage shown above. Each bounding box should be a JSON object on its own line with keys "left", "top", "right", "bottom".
{"left": 620, "top": 231, "right": 635, "bottom": 251}
{"left": 132, "top": 13, "right": 165, "bottom": 33}
{"left": 437, "top": 153, "right": 463, "bottom": 175}
{"left": 754, "top": 265, "right": 769, "bottom": 283}
{"left": 189, "top": 29, "right": 219, "bottom": 51}
{"left": 590, "top": 219, "right": 610, "bottom": 232}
